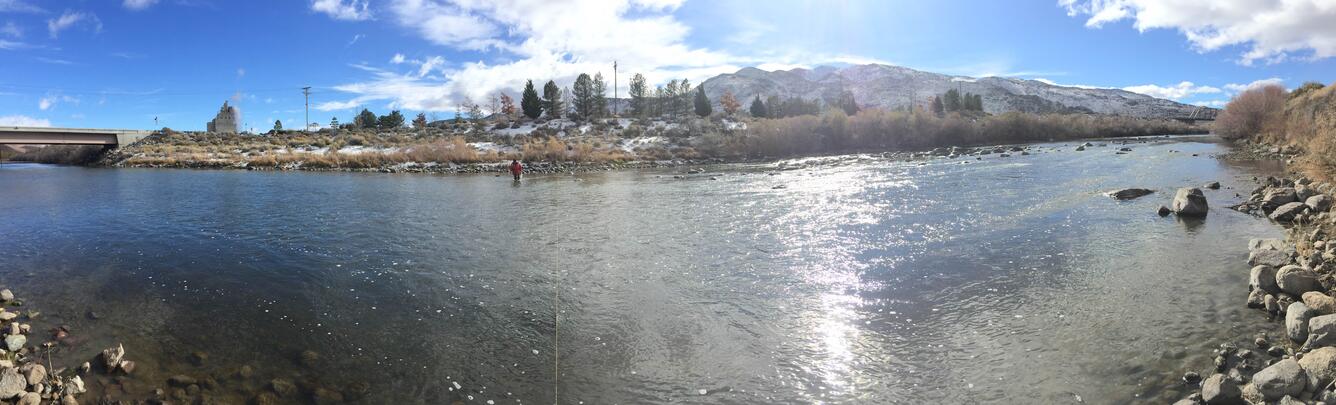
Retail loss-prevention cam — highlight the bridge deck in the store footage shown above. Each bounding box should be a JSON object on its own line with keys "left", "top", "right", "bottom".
{"left": 0, "top": 127, "right": 152, "bottom": 146}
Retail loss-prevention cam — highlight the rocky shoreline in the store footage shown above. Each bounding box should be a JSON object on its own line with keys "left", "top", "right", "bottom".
{"left": 1170, "top": 173, "right": 1336, "bottom": 404}
{"left": 0, "top": 287, "right": 93, "bottom": 405}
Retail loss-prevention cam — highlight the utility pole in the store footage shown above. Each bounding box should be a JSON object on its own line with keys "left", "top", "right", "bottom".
{"left": 302, "top": 86, "right": 312, "bottom": 132}
{"left": 613, "top": 61, "right": 618, "bottom": 117}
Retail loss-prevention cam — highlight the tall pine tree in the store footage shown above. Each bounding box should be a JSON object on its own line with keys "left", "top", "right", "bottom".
{"left": 592, "top": 73, "right": 608, "bottom": 118}
{"left": 521, "top": 80, "right": 542, "bottom": 119}
{"left": 572, "top": 73, "right": 595, "bottom": 121}
{"left": 542, "top": 80, "right": 563, "bottom": 119}
{"left": 628, "top": 73, "right": 648, "bottom": 117}
{"left": 693, "top": 87, "right": 712, "bottom": 117}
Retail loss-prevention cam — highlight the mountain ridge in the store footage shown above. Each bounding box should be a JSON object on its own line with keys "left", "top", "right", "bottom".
{"left": 698, "top": 63, "right": 1216, "bottom": 119}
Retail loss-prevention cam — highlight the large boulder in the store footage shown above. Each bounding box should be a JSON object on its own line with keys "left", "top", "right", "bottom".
{"left": 1289, "top": 302, "right": 1316, "bottom": 342}
{"left": 1250, "top": 358, "right": 1307, "bottom": 400}
{"left": 1304, "top": 291, "right": 1336, "bottom": 315}
{"left": 0, "top": 369, "right": 22, "bottom": 399}
{"left": 1299, "top": 347, "right": 1336, "bottom": 390}
{"left": 1270, "top": 202, "right": 1308, "bottom": 222}
{"left": 1251, "top": 265, "right": 1281, "bottom": 294}
{"left": 1250, "top": 249, "right": 1293, "bottom": 267}
{"left": 1109, "top": 188, "right": 1154, "bottom": 200}
{"left": 1264, "top": 187, "right": 1299, "bottom": 212}
{"left": 1201, "top": 373, "right": 1244, "bottom": 405}
{"left": 1172, "top": 188, "right": 1209, "bottom": 216}
{"left": 1307, "top": 314, "right": 1336, "bottom": 349}
{"left": 1308, "top": 194, "right": 1334, "bottom": 213}
{"left": 1298, "top": 185, "right": 1317, "bottom": 201}
{"left": 1277, "top": 265, "right": 1320, "bottom": 296}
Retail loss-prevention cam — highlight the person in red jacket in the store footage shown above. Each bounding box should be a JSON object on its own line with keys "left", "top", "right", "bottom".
{"left": 509, "top": 159, "right": 523, "bottom": 180}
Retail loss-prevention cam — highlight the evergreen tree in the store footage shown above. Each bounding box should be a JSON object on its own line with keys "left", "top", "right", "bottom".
{"left": 542, "top": 80, "right": 563, "bottom": 119}
{"left": 355, "top": 108, "right": 377, "bottom": 129}
{"left": 628, "top": 73, "right": 648, "bottom": 117}
{"left": 664, "top": 80, "right": 679, "bottom": 118}
{"left": 412, "top": 112, "right": 428, "bottom": 128}
{"left": 765, "top": 95, "right": 782, "bottom": 117}
{"left": 652, "top": 85, "right": 665, "bottom": 117}
{"left": 679, "top": 79, "right": 692, "bottom": 117}
{"left": 572, "top": 73, "right": 595, "bottom": 120}
{"left": 521, "top": 80, "right": 542, "bottom": 119}
{"left": 378, "top": 110, "right": 405, "bottom": 128}
{"left": 330, "top": 117, "right": 339, "bottom": 129}
{"left": 973, "top": 94, "right": 984, "bottom": 111}
{"left": 273, "top": 120, "right": 282, "bottom": 132}
{"left": 837, "top": 90, "right": 859, "bottom": 115}
{"left": 750, "top": 96, "right": 766, "bottom": 118}
{"left": 592, "top": 72, "right": 608, "bottom": 118}
{"left": 930, "top": 96, "right": 944, "bottom": 115}
{"left": 693, "top": 87, "right": 712, "bottom": 117}
{"left": 943, "top": 89, "right": 962, "bottom": 112}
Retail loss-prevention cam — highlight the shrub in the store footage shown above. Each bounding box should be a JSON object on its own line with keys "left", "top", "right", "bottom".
{"left": 1215, "top": 85, "right": 1287, "bottom": 141}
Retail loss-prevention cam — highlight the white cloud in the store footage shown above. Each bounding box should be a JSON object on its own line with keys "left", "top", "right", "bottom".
{"left": 324, "top": 0, "right": 749, "bottom": 110}
{"left": 311, "top": 0, "right": 371, "bottom": 21}
{"left": 1030, "top": 78, "right": 1108, "bottom": 89}
{"left": 417, "top": 55, "right": 444, "bottom": 77}
{"left": 1223, "top": 77, "right": 1285, "bottom": 93}
{"left": 390, "top": 53, "right": 405, "bottom": 64}
{"left": 123, "top": 0, "right": 158, "bottom": 10}
{"left": 1, "top": 21, "right": 22, "bottom": 38}
{"left": 0, "top": 0, "right": 43, "bottom": 13}
{"left": 1192, "top": 100, "right": 1228, "bottom": 108}
{"left": 1060, "top": 0, "right": 1336, "bottom": 65}
{"left": 0, "top": 115, "right": 51, "bottom": 127}
{"left": 47, "top": 11, "right": 101, "bottom": 39}
{"left": 39, "top": 94, "right": 79, "bottom": 111}
{"left": 347, "top": 33, "right": 364, "bottom": 47}
{"left": 1122, "top": 81, "right": 1222, "bottom": 100}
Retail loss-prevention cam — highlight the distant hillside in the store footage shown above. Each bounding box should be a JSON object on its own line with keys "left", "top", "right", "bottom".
{"left": 699, "top": 64, "right": 1216, "bottom": 119}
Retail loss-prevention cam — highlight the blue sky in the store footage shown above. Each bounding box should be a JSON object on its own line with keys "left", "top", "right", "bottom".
{"left": 1, "top": 0, "right": 1333, "bottom": 131}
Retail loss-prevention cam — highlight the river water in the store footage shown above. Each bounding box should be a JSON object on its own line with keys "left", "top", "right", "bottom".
{"left": 0, "top": 135, "right": 1288, "bottom": 404}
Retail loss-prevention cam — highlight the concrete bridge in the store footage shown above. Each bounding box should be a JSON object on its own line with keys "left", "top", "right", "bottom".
{"left": 0, "top": 126, "right": 152, "bottom": 147}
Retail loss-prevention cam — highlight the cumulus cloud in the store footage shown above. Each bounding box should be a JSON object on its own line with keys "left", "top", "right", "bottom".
{"left": 321, "top": 0, "right": 749, "bottom": 111}
{"left": 390, "top": 53, "right": 405, "bottom": 64}
{"left": 123, "top": 0, "right": 158, "bottom": 10}
{"left": 47, "top": 11, "right": 101, "bottom": 39}
{"left": 1223, "top": 77, "right": 1286, "bottom": 93}
{"left": 1059, "top": 0, "right": 1336, "bottom": 65}
{"left": 1122, "top": 81, "right": 1222, "bottom": 100}
{"left": 311, "top": 0, "right": 371, "bottom": 21}
{"left": 0, "top": 115, "right": 51, "bottom": 127}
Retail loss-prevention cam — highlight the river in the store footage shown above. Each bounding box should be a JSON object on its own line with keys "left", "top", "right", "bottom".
{"left": 0, "top": 135, "right": 1287, "bottom": 404}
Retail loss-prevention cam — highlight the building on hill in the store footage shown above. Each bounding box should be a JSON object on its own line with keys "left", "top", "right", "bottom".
{"left": 206, "top": 101, "right": 239, "bottom": 133}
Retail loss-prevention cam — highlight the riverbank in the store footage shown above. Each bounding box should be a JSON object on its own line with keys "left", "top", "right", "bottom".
{"left": 1169, "top": 171, "right": 1336, "bottom": 404}
{"left": 9, "top": 110, "right": 1206, "bottom": 173}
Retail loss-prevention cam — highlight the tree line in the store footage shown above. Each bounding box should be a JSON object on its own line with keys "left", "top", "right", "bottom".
{"left": 929, "top": 89, "right": 983, "bottom": 115}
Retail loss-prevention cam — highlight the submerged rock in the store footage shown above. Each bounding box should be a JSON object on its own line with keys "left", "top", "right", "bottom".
{"left": 1172, "top": 187, "right": 1209, "bottom": 217}
{"left": 1205, "top": 181, "right": 1222, "bottom": 190}
{"left": 1158, "top": 206, "right": 1172, "bottom": 216}
{"left": 1110, "top": 188, "right": 1154, "bottom": 200}
{"left": 101, "top": 344, "right": 124, "bottom": 370}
